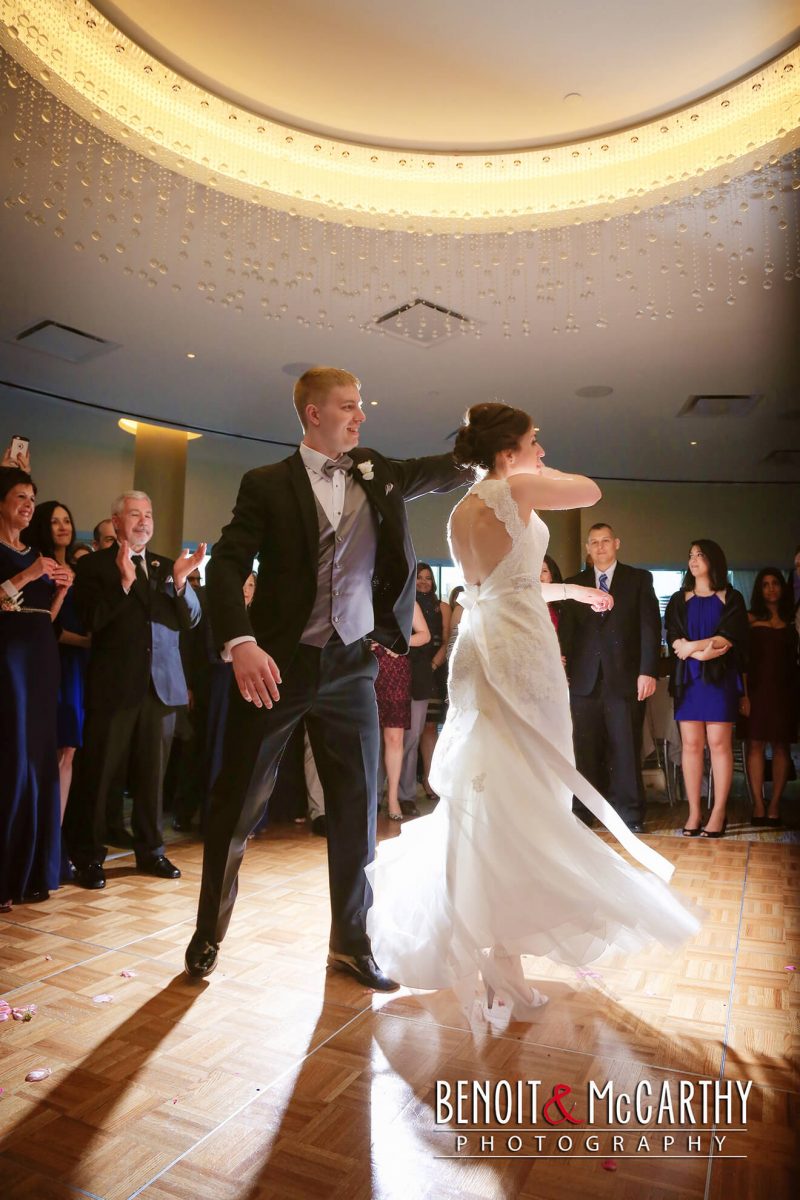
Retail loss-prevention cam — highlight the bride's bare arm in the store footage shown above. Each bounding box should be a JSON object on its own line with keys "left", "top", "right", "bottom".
{"left": 510, "top": 468, "right": 601, "bottom": 512}
{"left": 541, "top": 582, "right": 614, "bottom": 612}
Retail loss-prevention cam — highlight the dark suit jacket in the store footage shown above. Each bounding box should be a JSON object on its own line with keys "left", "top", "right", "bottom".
{"left": 206, "top": 447, "right": 468, "bottom": 671}
{"left": 558, "top": 562, "right": 662, "bottom": 698}
{"left": 74, "top": 545, "right": 201, "bottom": 711}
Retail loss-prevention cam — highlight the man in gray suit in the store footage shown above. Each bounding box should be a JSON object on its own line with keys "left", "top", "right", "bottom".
{"left": 67, "top": 492, "right": 204, "bottom": 888}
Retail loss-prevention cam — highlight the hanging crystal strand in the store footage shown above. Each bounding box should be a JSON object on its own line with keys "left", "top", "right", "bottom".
{"left": 49, "top": 73, "right": 68, "bottom": 244}
{"left": 779, "top": 148, "right": 799, "bottom": 282}
{"left": 688, "top": 189, "right": 705, "bottom": 314}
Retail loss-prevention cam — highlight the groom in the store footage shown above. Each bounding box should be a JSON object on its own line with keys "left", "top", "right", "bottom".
{"left": 185, "top": 366, "right": 468, "bottom": 986}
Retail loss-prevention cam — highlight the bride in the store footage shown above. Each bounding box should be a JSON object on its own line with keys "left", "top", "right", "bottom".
{"left": 367, "top": 402, "right": 699, "bottom": 1020}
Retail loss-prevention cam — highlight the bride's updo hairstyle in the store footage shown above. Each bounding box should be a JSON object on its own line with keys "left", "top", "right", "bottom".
{"left": 452, "top": 402, "right": 532, "bottom": 472}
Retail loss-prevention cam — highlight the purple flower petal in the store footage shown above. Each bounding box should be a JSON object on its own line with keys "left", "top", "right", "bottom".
{"left": 25, "top": 1068, "right": 51, "bottom": 1082}
{"left": 92, "top": 994, "right": 115, "bottom": 1004}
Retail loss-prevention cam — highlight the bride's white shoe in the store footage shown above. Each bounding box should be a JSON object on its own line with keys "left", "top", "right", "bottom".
{"left": 481, "top": 948, "right": 549, "bottom": 1022}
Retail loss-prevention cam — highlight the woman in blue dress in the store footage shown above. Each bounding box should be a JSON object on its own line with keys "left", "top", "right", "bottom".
{"left": 665, "top": 540, "right": 749, "bottom": 839}
{"left": 0, "top": 467, "right": 73, "bottom": 907}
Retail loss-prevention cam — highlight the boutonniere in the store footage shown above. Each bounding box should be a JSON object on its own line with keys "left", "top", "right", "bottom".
{"left": 151, "top": 560, "right": 161, "bottom": 570}
{"left": 0, "top": 592, "right": 22, "bottom": 612}
{"left": 385, "top": 482, "right": 394, "bottom": 495}
{"left": 357, "top": 460, "right": 374, "bottom": 481}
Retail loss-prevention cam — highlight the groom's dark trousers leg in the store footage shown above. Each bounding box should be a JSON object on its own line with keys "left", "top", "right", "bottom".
{"left": 195, "top": 637, "right": 380, "bottom": 954}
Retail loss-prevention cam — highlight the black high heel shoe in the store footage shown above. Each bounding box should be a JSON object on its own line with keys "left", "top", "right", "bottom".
{"left": 751, "top": 815, "right": 768, "bottom": 827}
{"left": 682, "top": 826, "right": 702, "bottom": 838}
{"left": 700, "top": 820, "right": 727, "bottom": 839}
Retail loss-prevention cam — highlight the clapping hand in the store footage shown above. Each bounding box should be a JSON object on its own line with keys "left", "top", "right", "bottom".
{"left": 51, "top": 563, "right": 74, "bottom": 593}
{"left": 173, "top": 543, "right": 207, "bottom": 592}
{"left": 29, "top": 555, "right": 60, "bottom": 582}
{"left": 115, "top": 539, "right": 137, "bottom": 591}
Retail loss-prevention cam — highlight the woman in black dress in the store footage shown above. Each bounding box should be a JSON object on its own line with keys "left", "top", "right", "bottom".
{"left": 0, "top": 468, "right": 72, "bottom": 907}
{"left": 744, "top": 568, "right": 799, "bottom": 826}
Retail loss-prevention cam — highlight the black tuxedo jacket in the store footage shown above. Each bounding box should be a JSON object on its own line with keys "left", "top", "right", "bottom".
{"left": 558, "top": 562, "right": 662, "bottom": 698}
{"left": 205, "top": 446, "right": 468, "bottom": 671}
{"left": 74, "top": 545, "right": 201, "bottom": 711}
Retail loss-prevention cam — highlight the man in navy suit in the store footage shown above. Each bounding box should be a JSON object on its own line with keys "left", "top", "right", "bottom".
{"left": 559, "top": 522, "right": 661, "bottom": 833}
{"left": 185, "top": 366, "right": 468, "bottom": 987}
{"left": 68, "top": 493, "right": 204, "bottom": 888}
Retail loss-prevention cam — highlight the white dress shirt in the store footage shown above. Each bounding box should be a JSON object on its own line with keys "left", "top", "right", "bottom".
{"left": 298, "top": 442, "right": 348, "bottom": 531}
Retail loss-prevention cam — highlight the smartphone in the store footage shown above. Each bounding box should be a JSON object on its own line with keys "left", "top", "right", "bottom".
{"left": 9, "top": 435, "right": 29, "bottom": 461}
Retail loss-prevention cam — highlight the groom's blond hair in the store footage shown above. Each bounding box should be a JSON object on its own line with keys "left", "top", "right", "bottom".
{"left": 293, "top": 367, "right": 361, "bottom": 428}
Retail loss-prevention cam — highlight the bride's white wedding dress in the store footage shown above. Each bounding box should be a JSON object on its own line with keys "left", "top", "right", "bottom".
{"left": 366, "top": 479, "right": 699, "bottom": 1009}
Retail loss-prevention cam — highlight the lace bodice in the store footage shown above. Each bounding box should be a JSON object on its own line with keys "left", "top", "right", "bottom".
{"left": 446, "top": 478, "right": 560, "bottom": 713}
{"left": 447, "top": 478, "right": 549, "bottom": 603}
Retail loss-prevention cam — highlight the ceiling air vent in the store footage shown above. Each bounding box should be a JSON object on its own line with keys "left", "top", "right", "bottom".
{"left": 678, "top": 394, "right": 763, "bottom": 418}
{"left": 372, "top": 299, "right": 474, "bottom": 348}
{"left": 13, "top": 320, "right": 118, "bottom": 363}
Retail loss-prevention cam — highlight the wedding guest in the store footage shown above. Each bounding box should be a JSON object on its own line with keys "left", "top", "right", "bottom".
{"left": 665, "top": 539, "right": 749, "bottom": 839}
{"left": 540, "top": 553, "right": 564, "bottom": 632}
{"left": 72, "top": 542, "right": 93, "bottom": 560}
{"left": 372, "top": 602, "right": 430, "bottom": 821}
{"left": 445, "top": 585, "right": 465, "bottom": 660}
{"left": 790, "top": 544, "right": 800, "bottom": 611}
{"left": 745, "top": 568, "right": 799, "bottom": 826}
{"left": 559, "top": 523, "right": 661, "bottom": 833}
{"left": 0, "top": 467, "right": 72, "bottom": 907}
{"left": 24, "top": 501, "right": 90, "bottom": 827}
{"left": 92, "top": 519, "right": 116, "bottom": 551}
{"left": 68, "top": 492, "right": 203, "bottom": 888}
{"left": 415, "top": 563, "right": 450, "bottom": 798}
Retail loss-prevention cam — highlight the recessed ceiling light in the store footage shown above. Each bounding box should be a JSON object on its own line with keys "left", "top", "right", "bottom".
{"left": 690, "top": 441, "right": 698, "bottom": 446}
{"left": 575, "top": 385, "right": 614, "bottom": 398}
{"left": 370, "top": 400, "right": 379, "bottom": 406}
{"left": 186, "top": 352, "right": 196, "bottom": 359}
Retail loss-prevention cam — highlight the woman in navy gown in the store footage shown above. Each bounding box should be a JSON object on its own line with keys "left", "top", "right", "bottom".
{"left": 24, "top": 500, "right": 90, "bottom": 828}
{"left": 0, "top": 468, "right": 72, "bottom": 907}
{"left": 665, "top": 540, "right": 748, "bottom": 839}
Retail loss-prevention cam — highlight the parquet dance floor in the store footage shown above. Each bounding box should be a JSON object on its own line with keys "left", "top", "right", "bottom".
{"left": 1, "top": 811, "right": 797, "bottom": 1200}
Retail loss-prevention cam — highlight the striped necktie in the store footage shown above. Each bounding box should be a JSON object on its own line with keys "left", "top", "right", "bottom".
{"left": 598, "top": 572, "right": 609, "bottom": 592}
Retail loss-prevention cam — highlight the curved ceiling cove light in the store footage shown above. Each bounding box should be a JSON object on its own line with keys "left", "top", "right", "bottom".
{"left": 1, "top": 1, "right": 798, "bottom": 233}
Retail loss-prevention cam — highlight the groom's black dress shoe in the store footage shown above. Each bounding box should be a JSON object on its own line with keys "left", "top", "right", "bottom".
{"left": 327, "top": 952, "right": 400, "bottom": 992}
{"left": 185, "top": 935, "right": 219, "bottom": 978}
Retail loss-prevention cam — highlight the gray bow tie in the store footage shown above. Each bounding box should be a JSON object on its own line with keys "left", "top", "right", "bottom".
{"left": 321, "top": 455, "right": 353, "bottom": 479}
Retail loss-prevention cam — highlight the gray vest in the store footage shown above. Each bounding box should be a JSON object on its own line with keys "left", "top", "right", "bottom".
{"left": 301, "top": 477, "right": 378, "bottom": 647}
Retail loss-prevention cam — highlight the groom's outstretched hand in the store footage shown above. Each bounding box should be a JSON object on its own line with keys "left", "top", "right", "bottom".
{"left": 231, "top": 641, "right": 282, "bottom": 708}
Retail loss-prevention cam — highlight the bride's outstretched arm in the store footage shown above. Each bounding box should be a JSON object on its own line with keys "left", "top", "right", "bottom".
{"left": 541, "top": 582, "right": 614, "bottom": 612}
{"left": 511, "top": 467, "right": 601, "bottom": 512}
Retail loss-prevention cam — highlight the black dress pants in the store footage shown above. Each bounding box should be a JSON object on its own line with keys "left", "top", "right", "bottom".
{"left": 68, "top": 688, "right": 176, "bottom": 865}
{"left": 195, "top": 637, "right": 380, "bottom": 954}
{"left": 570, "top": 677, "right": 646, "bottom": 825}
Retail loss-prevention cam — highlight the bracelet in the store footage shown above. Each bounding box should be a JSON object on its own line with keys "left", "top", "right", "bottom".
{"left": 562, "top": 583, "right": 568, "bottom": 600}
